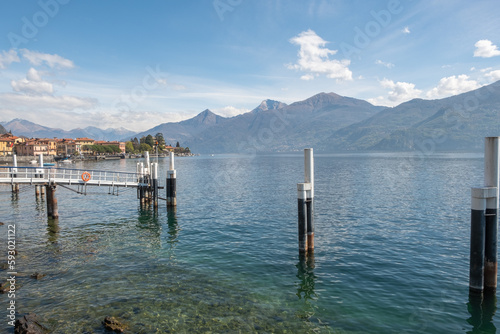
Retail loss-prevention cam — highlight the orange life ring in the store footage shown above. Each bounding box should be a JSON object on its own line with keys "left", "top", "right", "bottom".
{"left": 81, "top": 172, "right": 91, "bottom": 182}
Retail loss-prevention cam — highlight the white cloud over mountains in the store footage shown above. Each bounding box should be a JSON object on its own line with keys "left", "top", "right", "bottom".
{"left": 11, "top": 68, "right": 54, "bottom": 95}
{"left": 474, "top": 40, "right": 500, "bottom": 58}
{"left": 0, "top": 49, "right": 96, "bottom": 112}
{"left": 426, "top": 75, "right": 480, "bottom": 99}
{"left": 380, "top": 78, "right": 422, "bottom": 102}
{"left": 288, "top": 29, "right": 353, "bottom": 81}
{"left": 486, "top": 70, "right": 500, "bottom": 82}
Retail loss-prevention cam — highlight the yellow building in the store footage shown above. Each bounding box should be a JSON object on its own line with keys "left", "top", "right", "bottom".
{"left": 76, "top": 137, "right": 95, "bottom": 155}
{"left": 0, "top": 135, "right": 25, "bottom": 156}
{"left": 56, "top": 139, "right": 81, "bottom": 156}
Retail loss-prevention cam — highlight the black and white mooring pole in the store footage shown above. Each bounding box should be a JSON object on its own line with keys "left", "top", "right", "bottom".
{"left": 297, "top": 148, "right": 314, "bottom": 254}
{"left": 167, "top": 152, "right": 177, "bottom": 207}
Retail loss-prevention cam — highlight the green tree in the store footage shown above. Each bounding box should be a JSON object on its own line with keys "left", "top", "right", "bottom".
{"left": 138, "top": 143, "right": 152, "bottom": 152}
{"left": 176, "top": 141, "right": 180, "bottom": 148}
{"left": 145, "top": 134, "right": 155, "bottom": 148}
{"left": 132, "top": 137, "right": 140, "bottom": 150}
{"left": 125, "top": 141, "right": 135, "bottom": 153}
{"left": 155, "top": 133, "right": 166, "bottom": 147}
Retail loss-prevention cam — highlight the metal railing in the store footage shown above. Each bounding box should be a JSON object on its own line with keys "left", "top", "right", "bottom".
{"left": 0, "top": 166, "right": 144, "bottom": 186}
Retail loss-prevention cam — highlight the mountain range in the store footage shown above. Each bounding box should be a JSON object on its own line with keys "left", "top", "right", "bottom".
{"left": 0, "top": 119, "right": 135, "bottom": 141}
{"left": 3, "top": 80, "right": 500, "bottom": 152}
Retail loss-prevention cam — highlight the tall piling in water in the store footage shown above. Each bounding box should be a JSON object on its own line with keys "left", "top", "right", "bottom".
{"left": 484, "top": 137, "right": 499, "bottom": 292}
{"left": 152, "top": 162, "right": 158, "bottom": 209}
{"left": 297, "top": 148, "right": 315, "bottom": 254}
{"left": 469, "top": 137, "right": 500, "bottom": 294}
{"left": 45, "top": 184, "right": 59, "bottom": 219}
{"left": 304, "top": 148, "right": 315, "bottom": 252}
{"left": 167, "top": 152, "right": 177, "bottom": 207}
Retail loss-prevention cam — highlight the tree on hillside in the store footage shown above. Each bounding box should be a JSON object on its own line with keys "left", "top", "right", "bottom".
{"left": 176, "top": 141, "right": 180, "bottom": 148}
{"left": 155, "top": 133, "right": 166, "bottom": 147}
{"left": 132, "top": 137, "right": 139, "bottom": 150}
{"left": 145, "top": 134, "right": 155, "bottom": 148}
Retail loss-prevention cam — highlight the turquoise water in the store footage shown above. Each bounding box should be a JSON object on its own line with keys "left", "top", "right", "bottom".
{"left": 0, "top": 153, "right": 497, "bottom": 333}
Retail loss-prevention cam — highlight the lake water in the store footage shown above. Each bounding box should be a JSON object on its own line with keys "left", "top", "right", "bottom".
{"left": 0, "top": 153, "right": 497, "bottom": 333}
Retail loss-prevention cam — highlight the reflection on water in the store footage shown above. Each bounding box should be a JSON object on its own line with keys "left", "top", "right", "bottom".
{"left": 46, "top": 218, "right": 59, "bottom": 244}
{"left": 166, "top": 207, "right": 180, "bottom": 247}
{"left": 296, "top": 252, "right": 317, "bottom": 301}
{"left": 467, "top": 292, "right": 497, "bottom": 333}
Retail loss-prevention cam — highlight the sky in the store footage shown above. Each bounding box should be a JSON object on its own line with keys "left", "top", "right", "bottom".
{"left": 0, "top": 0, "right": 499, "bottom": 132}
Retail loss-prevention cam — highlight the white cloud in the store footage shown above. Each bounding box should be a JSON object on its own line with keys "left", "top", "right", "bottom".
{"left": 21, "top": 49, "right": 74, "bottom": 68}
{"left": 380, "top": 78, "right": 422, "bottom": 102}
{"left": 288, "top": 29, "right": 352, "bottom": 81}
{"left": 375, "top": 60, "right": 394, "bottom": 69}
{"left": 11, "top": 68, "right": 53, "bottom": 95}
{"left": 0, "top": 49, "right": 20, "bottom": 69}
{"left": 402, "top": 26, "right": 410, "bottom": 34}
{"left": 474, "top": 40, "right": 500, "bottom": 58}
{"left": 486, "top": 70, "right": 500, "bottom": 82}
{"left": 214, "top": 106, "right": 250, "bottom": 117}
{"left": 426, "top": 75, "right": 480, "bottom": 99}
{"left": 368, "top": 79, "right": 422, "bottom": 106}
{"left": 0, "top": 93, "right": 97, "bottom": 110}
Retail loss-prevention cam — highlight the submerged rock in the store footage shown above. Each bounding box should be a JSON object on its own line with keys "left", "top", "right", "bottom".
{"left": 15, "top": 313, "right": 48, "bottom": 334}
{"left": 30, "top": 273, "right": 46, "bottom": 280}
{"left": 102, "top": 316, "right": 127, "bottom": 333}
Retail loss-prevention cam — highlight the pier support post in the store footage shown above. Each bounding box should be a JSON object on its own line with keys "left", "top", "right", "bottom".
{"left": 139, "top": 163, "right": 146, "bottom": 206}
{"left": 484, "top": 137, "right": 499, "bottom": 292}
{"left": 152, "top": 163, "right": 158, "bottom": 209}
{"left": 167, "top": 152, "right": 177, "bottom": 207}
{"left": 35, "top": 185, "right": 40, "bottom": 197}
{"left": 46, "top": 184, "right": 59, "bottom": 219}
{"left": 305, "top": 148, "right": 315, "bottom": 252}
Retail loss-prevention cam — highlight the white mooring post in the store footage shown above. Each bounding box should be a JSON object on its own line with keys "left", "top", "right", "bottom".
{"left": 167, "top": 152, "right": 177, "bottom": 207}
{"left": 484, "top": 137, "right": 499, "bottom": 292}
{"left": 145, "top": 151, "right": 150, "bottom": 176}
{"left": 297, "top": 148, "right": 315, "bottom": 254}
{"left": 11, "top": 154, "right": 19, "bottom": 193}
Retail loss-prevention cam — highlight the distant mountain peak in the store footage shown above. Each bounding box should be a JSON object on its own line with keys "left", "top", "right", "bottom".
{"left": 252, "top": 99, "right": 287, "bottom": 113}
{"left": 181, "top": 109, "right": 226, "bottom": 127}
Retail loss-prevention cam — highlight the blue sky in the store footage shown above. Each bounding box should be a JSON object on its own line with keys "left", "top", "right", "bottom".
{"left": 0, "top": 0, "right": 499, "bottom": 131}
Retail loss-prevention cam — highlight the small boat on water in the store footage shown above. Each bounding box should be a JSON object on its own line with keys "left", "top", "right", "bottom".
{"left": 29, "top": 160, "right": 37, "bottom": 165}
{"left": 59, "top": 159, "right": 73, "bottom": 164}
{"left": 43, "top": 163, "right": 55, "bottom": 167}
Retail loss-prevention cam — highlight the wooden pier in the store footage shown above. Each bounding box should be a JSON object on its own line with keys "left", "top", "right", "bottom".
{"left": 0, "top": 153, "right": 175, "bottom": 218}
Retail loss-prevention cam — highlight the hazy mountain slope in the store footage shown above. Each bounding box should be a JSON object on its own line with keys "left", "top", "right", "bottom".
{"left": 181, "top": 94, "right": 383, "bottom": 153}
{"left": 1, "top": 119, "right": 135, "bottom": 141}
{"left": 130, "top": 109, "right": 228, "bottom": 145}
{"left": 323, "top": 80, "right": 500, "bottom": 152}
